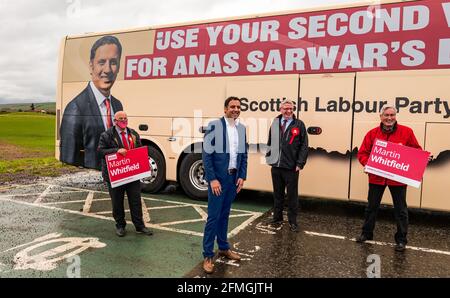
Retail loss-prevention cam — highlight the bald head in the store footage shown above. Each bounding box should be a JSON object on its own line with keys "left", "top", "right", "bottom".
{"left": 114, "top": 111, "right": 128, "bottom": 130}
{"left": 114, "top": 111, "right": 127, "bottom": 121}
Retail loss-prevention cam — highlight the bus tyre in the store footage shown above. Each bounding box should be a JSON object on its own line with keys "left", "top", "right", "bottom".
{"left": 141, "top": 146, "right": 166, "bottom": 193}
{"left": 179, "top": 153, "right": 208, "bottom": 200}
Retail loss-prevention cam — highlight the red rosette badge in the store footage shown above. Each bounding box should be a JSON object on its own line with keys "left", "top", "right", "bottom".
{"left": 289, "top": 128, "right": 300, "bottom": 144}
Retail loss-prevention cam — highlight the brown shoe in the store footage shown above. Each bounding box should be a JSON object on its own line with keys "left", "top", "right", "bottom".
{"left": 203, "top": 258, "right": 214, "bottom": 274}
{"left": 218, "top": 249, "right": 241, "bottom": 261}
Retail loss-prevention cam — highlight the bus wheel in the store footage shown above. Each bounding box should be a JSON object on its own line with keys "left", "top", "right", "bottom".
{"left": 141, "top": 146, "right": 166, "bottom": 193}
{"left": 179, "top": 153, "right": 208, "bottom": 200}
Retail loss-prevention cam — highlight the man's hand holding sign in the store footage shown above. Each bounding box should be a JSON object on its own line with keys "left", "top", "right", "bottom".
{"left": 365, "top": 139, "right": 430, "bottom": 188}
{"left": 107, "top": 146, "right": 152, "bottom": 188}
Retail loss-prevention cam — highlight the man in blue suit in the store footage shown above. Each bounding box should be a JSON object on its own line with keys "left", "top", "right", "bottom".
{"left": 202, "top": 96, "right": 248, "bottom": 274}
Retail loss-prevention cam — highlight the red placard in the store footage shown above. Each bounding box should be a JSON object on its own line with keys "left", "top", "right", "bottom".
{"left": 365, "top": 139, "right": 430, "bottom": 188}
{"left": 106, "top": 146, "right": 151, "bottom": 188}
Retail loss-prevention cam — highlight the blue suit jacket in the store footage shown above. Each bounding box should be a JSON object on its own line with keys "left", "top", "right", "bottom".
{"left": 202, "top": 117, "right": 248, "bottom": 183}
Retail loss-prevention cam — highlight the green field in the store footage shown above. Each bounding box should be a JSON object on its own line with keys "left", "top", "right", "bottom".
{"left": 0, "top": 112, "right": 55, "bottom": 153}
{"left": 0, "top": 112, "right": 77, "bottom": 183}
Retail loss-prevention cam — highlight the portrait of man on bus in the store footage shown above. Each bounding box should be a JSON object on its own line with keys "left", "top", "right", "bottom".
{"left": 59, "top": 35, "right": 124, "bottom": 170}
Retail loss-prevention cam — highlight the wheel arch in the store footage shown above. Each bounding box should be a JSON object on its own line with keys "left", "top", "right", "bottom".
{"left": 176, "top": 142, "right": 203, "bottom": 183}
{"left": 141, "top": 138, "right": 166, "bottom": 165}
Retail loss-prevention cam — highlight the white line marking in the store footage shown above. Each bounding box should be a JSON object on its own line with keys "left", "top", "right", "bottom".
{"left": 229, "top": 213, "right": 263, "bottom": 238}
{"left": 193, "top": 206, "right": 208, "bottom": 221}
{"left": 35, "top": 183, "right": 258, "bottom": 214}
{"left": 82, "top": 192, "right": 95, "bottom": 213}
{"left": 33, "top": 185, "right": 53, "bottom": 204}
{"left": 146, "top": 224, "right": 204, "bottom": 237}
{"left": 148, "top": 205, "right": 190, "bottom": 210}
{"left": 305, "top": 231, "right": 450, "bottom": 256}
{"left": 304, "top": 231, "right": 347, "bottom": 240}
{"left": 232, "top": 251, "right": 254, "bottom": 258}
{"left": 158, "top": 213, "right": 253, "bottom": 227}
{"left": 141, "top": 198, "right": 151, "bottom": 223}
{"left": 0, "top": 185, "right": 16, "bottom": 191}
{"left": 0, "top": 197, "right": 202, "bottom": 237}
{"left": 42, "top": 198, "right": 111, "bottom": 205}
{"left": 1, "top": 185, "right": 262, "bottom": 238}
{"left": 0, "top": 191, "right": 87, "bottom": 198}
{"left": 215, "top": 258, "right": 240, "bottom": 267}
{"left": 0, "top": 233, "right": 62, "bottom": 254}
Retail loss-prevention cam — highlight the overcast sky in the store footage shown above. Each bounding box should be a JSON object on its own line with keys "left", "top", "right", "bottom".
{"left": 0, "top": 0, "right": 361, "bottom": 104}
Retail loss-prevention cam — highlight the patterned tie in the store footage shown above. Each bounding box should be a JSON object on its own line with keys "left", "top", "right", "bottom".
{"left": 281, "top": 119, "right": 287, "bottom": 134}
{"left": 120, "top": 131, "right": 129, "bottom": 150}
{"left": 104, "top": 98, "right": 112, "bottom": 129}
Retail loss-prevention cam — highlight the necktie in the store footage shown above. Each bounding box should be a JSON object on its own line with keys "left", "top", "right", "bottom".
{"left": 104, "top": 98, "right": 112, "bottom": 129}
{"left": 121, "top": 131, "right": 129, "bottom": 150}
{"left": 281, "top": 119, "right": 287, "bottom": 133}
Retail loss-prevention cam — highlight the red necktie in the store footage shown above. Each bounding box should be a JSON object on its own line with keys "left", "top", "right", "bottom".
{"left": 105, "top": 98, "right": 112, "bottom": 129}
{"left": 121, "top": 131, "right": 129, "bottom": 150}
{"left": 281, "top": 119, "right": 287, "bottom": 134}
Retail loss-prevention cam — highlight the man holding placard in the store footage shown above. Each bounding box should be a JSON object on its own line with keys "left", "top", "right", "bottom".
{"left": 356, "top": 105, "right": 423, "bottom": 252}
{"left": 98, "top": 111, "right": 153, "bottom": 237}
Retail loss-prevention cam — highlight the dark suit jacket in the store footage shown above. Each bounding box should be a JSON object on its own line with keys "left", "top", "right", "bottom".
{"left": 202, "top": 117, "right": 248, "bottom": 183}
{"left": 97, "top": 127, "right": 143, "bottom": 182}
{"left": 59, "top": 84, "right": 123, "bottom": 169}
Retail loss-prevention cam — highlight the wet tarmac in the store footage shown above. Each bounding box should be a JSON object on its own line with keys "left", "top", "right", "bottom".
{"left": 186, "top": 193, "right": 450, "bottom": 278}
{"left": 1, "top": 170, "right": 449, "bottom": 278}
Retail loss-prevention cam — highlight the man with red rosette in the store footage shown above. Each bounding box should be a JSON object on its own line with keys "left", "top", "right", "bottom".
{"left": 98, "top": 111, "right": 153, "bottom": 237}
{"left": 266, "top": 99, "right": 308, "bottom": 232}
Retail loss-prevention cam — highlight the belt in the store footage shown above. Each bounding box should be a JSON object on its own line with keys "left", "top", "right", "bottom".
{"left": 228, "top": 168, "right": 237, "bottom": 175}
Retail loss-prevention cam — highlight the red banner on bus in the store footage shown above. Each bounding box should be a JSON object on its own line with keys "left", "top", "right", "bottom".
{"left": 126, "top": 0, "right": 450, "bottom": 80}
{"left": 365, "top": 139, "right": 430, "bottom": 188}
{"left": 106, "top": 146, "right": 151, "bottom": 188}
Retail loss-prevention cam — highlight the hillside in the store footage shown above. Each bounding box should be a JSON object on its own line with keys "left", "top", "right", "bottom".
{"left": 0, "top": 102, "right": 56, "bottom": 113}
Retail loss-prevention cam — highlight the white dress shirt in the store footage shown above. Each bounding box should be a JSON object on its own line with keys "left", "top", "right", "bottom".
{"left": 90, "top": 81, "right": 115, "bottom": 130}
{"left": 226, "top": 118, "right": 239, "bottom": 170}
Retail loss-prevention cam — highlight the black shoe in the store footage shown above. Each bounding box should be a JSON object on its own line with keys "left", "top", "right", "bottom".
{"left": 356, "top": 234, "right": 372, "bottom": 243}
{"left": 116, "top": 227, "right": 126, "bottom": 237}
{"left": 136, "top": 227, "right": 153, "bottom": 236}
{"left": 395, "top": 242, "right": 406, "bottom": 252}
{"left": 289, "top": 224, "right": 298, "bottom": 233}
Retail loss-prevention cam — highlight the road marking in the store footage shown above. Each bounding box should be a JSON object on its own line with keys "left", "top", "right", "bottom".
{"left": 158, "top": 213, "right": 253, "bottom": 227}
{"left": 193, "top": 206, "right": 208, "bottom": 221}
{"left": 305, "top": 231, "right": 450, "bottom": 256}
{"left": 7, "top": 183, "right": 258, "bottom": 213}
{"left": 254, "top": 222, "right": 282, "bottom": 235}
{"left": 229, "top": 213, "right": 263, "bottom": 238}
{"left": 304, "top": 231, "right": 347, "bottom": 240}
{"left": 141, "top": 198, "right": 151, "bottom": 223}
{"left": 42, "top": 198, "right": 111, "bottom": 205}
{"left": 215, "top": 258, "right": 240, "bottom": 267}
{"left": 82, "top": 192, "right": 95, "bottom": 213}
{"left": 0, "top": 185, "right": 16, "bottom": 191}
{"left": 14, "top": 235, "right": 106, "bottom": 271}
{"left": 33, "top": 185, "right": 53, "bottom": 204}
{"left": 148, "top": 205, "right": 191, "bottom": 210}
{"left": 0, "top": 195, "right": 261, "bottom": 238}
{"left": 0, "top": 191, "right": 88, "bottom": 199}
{"left": 0, "top": 233, "right": 62, "bottom": 254}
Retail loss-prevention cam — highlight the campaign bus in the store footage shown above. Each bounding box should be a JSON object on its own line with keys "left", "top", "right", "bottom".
{"left": 56, "top": 0, "right": 450, "bottom": 212}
